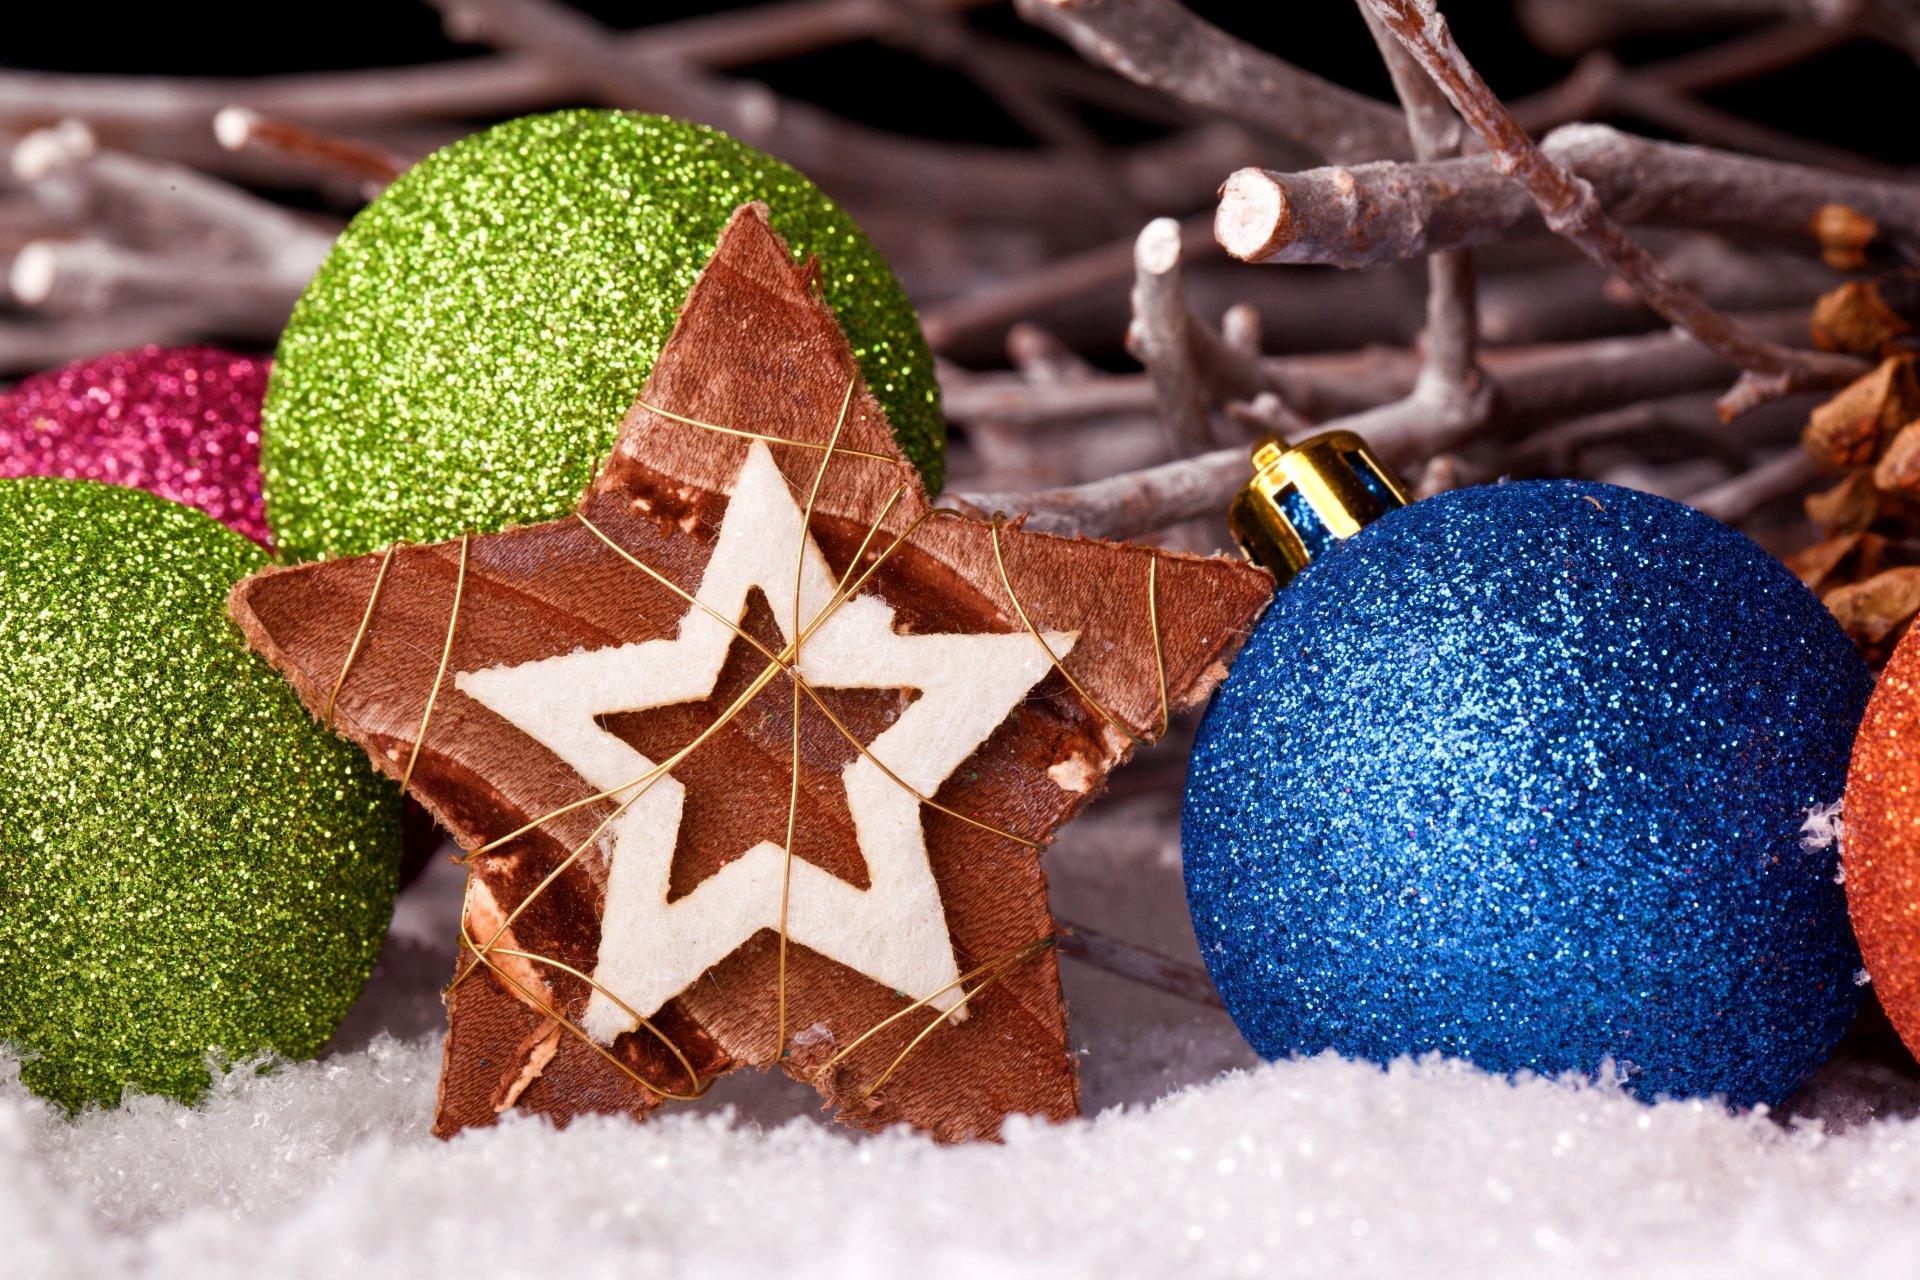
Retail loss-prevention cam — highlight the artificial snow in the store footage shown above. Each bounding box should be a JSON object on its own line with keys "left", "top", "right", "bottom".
{"left": 5, "top": 786, "right": 1918, "bottom": 1279}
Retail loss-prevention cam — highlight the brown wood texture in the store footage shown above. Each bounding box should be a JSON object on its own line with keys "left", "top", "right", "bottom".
{"left": 230, "top": 205, "right": 1273, "bottom": 1142}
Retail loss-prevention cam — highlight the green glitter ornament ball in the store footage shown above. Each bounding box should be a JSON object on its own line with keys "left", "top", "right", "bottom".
{"left": 0, "top": 479, "right": 400, "bottom": 1110}
{"left": 264, "top": 110, "right": 945, "bottom": 562}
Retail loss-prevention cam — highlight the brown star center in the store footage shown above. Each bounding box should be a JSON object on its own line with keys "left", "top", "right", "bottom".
{"left": 597, "top": 586, "right": 920, "bottom": 902}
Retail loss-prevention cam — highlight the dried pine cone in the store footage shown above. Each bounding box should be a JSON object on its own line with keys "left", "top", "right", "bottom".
{"left": 1794, "top": 271, "right": 1920, "bottom": 664}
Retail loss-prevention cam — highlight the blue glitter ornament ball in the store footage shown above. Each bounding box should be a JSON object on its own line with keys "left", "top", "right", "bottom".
{"left": 1182, "top": 479, "right": 1870, "bottom": 1106}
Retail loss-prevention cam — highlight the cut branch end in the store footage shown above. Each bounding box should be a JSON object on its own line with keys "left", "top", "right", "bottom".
{"left": 1215, "top": 168, "right": 1293, "bottom": 263}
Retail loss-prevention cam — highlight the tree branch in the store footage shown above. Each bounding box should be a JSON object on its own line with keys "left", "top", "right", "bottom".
{"left": 1217, "top": 125, "right": 1920, "bottom": 270}
{"left": 7, "top": 238, "right": 304, "bottom": 336}
{"left": 1055, "top": 919, "right": 1224, "bottom": 1009}
{"left": 213, "top": 107, "right": 409, "bottom": 192}
{"left": 1126, "top": 217, "right": 1228, "bottom": 453}
{"left": 953, "top": 311, "right": 1820, "bottom": 536}
{"left": 1360, "top": 0, "right": 1486, "bottom": 430}
{"left": 1013, "top": 0, "right": 1412, "bottom": 162}
{"left": 1516, "top": 0, "right": 1920, "bottom": 64}
{"left": 922, "top": 217, "right": 1212, "bottom": 355}
{"left": 0, "top": 0, "right": 999, "bottom": 130}
{"left": 1513, "top": 48, "right": 1899, "bottom": 179}
{"left": 422, "top": 0, "right": 1242, "bottom": 232}
{"left": 0, "top": 308, "right": 205, "bottom": 376}
{"left": 11, "top": 121, "right": 335, "bottom": 274}
{"left": 1688, "top": 446, "right": 1820, "bottom": 522}
{"left": 1303, "top": 3, "right": 1866, "bottom": 420}
{"left": 962, "top": 445, "right": 1249, "bottom": 539}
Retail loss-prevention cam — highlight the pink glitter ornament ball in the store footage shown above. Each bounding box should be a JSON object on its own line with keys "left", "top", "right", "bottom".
{"left": 0, "top": 346, "right": 271, "bottom": 547}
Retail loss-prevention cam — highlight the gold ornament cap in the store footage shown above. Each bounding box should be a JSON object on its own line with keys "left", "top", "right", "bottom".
{"left": 1227, "top": 430, "right": 1410, "bottom": 585}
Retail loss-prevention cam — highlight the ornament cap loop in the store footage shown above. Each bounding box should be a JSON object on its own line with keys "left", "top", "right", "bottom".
{"left": 1228, "top": 431, "right": 1410, "bottom": 584}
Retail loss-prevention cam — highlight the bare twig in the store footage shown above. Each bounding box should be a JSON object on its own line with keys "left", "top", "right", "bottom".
{"left": 954, "top": 311, "right": 1821, "bottom": 536}
{"left": 1343, "top": 3, "right": 1866, "bottom": 418}
{"left": 965, "top": 32, "right": 1204, "bottom": 129}
{"left": 1013, "top": 0, "right": 1412, "bottom": 162}
{"left": 964, "top": 324, "right": 1169, "bottom": 491}
{"left": 3, "top": 119, "right": 335, "bottom": 345}
{"left": 0, "top": 0, "right": 999, "bottom": 131}
{"left": 962, "top": 445, "right": 1250, "bottom": 539}
{"left": 1509, "top": 396, "right": 1738, "bottom": 474}
{"left": 1055, "top": 919, "right": 1224, "bottom": 1009}
{"left": 1217, "top": 125, "right": 1920, "bottom": 269}
{"left": 1360, "top": 0, "right": 1487, "bottom": 435}
{"left": 11, "top": 121, "right": 335, "bottom": 273}
{"left": 1127, "top": 217, "right": 1219, "bottom": 453}
{"left": 1689, "top": 447, "right": 1821, "bottom": 522}
{"left": 0, "top": 308, "right": 206, "bottom": 375}
{"left": 422, "top": 0, "right": 1240, "bottom": 232}
{"left": 1488, "top": 310, "right": 1815, "bottom": 431}
{"left": 8, "top": 239, "right": 304, "bottom": 335}
{"left": 943, "top": 311, "right": 1813, "bottom": 431}
{"left": 1413, "top": 453, "right": 1470, "bottom": 498}
{"left": 1219, "top": 304, "right": 1262, "bottom": 357}
{"left": 923, "top": 220, "right": 1421, "bottom": 362}
{"left": 1007, "top": 323, "right": 1100, "bottom": 386}
{"left": 1480, "top": 238, "right": 1840, "bottom": 346}
{"left": 1516, "top": 0, "right": 1920, "bottom": 63}
{"left": 1511, "top": 24, "right": 1842, "bottom": 123}
{"left": 213, "top": 107, "right": 409, "bottom": 191}
{"left": 886, "top": 0, "right": 1108, "bottom": 158}
{"left": 922, "top": 217, "right": 1213, "bottom": 355}
{"left": 1521, "top": 20, "right": 1851, "bottom": 108}
{"left": 1514, "top": 50, "right": 1899, "bottom": 178}
{"left": 942, "top": 368, "right": 1164, "bottom": 428}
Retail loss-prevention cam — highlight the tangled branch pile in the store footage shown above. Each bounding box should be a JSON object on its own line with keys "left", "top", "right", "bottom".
{"left": 3, "top": 0, "right": 1918, "bottom": 651}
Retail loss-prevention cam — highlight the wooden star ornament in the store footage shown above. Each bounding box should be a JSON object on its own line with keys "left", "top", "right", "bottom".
{"left": 230, "top": 205, "right": 1273, "bottom": 1142}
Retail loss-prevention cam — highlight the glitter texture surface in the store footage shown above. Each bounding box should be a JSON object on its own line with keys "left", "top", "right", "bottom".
{"left": 263, "top": 110, "right": 942, "bottom": 563}
{"left": 1183, "top": 480, "right": 1871, "bottom": 1106}
{"left": 1843, "top": 625, "right": 1920, "bottom": 1060}
{"left": 0, "top": 346, "right": 270, "bottom": 546}
{"left": 0, "top": 479, "right": 400, "bottom": 1110}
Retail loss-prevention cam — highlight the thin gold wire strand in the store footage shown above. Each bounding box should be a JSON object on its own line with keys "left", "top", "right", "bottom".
{"left": 448, "top": 654, "right": 794, "bottom": 993}
{"left": 814, "top": 933, "right": 1057, "bottom": 1076}
{"left": 1148, "top": 555, "right": 1169, "bottom": 739}
{"left": 454, "top": 386, "right": 860, "bottom": 1055}
{"left": 988, "top": 515, "right": 1146, "bottom": 748}
{"left": 456, "top": 922, "right": 710, "bottom": 1103}
{"left": 456, "top": 384, "right": 861, "bottom": 1037}
{"left": 478, "top": 938, "right": 708, "bottom": 1099}
{"left": 324, "top": 541, "right": 399, "bottom": 728}
{"left": 574, "top": 502, "right": 1042, "bottom": 851}
{"left": 399, "top": 534, "right": 469, "bottom": 795}
{"left": 855, "top": 937, "right": 1054, "bottom": 1101}
{"left": 634, "top": 395, "right": 895, "bottom": 464}
{"left": 828, "top": 484, "right": 908, "bottom": 593}
{"left": 462, "top": 618, "right": 802, "bottom": 861}
{"left": 439, "top": 381, "right": 1166, "bottom": 1103}
{"left": 454, "top": 631, "right": 809, "bottom": 987}
{"left": 452, "top": 553, "right": 859, "bottom": 993}
{"left": 450, "top": 491, "right": 921, "bottom": 984}
{"left": 778, "top": 375, "right": 858, "bottom": 1059}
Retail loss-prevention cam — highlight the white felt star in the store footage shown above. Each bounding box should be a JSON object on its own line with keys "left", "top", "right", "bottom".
{"left": 456, "top": 442, "right": 1075, "bottom": 1043}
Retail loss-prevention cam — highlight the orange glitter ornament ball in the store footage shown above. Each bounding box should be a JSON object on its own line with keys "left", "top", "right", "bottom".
{"left": 1845, "top": 624, "right": 1920, "bottom": 1060}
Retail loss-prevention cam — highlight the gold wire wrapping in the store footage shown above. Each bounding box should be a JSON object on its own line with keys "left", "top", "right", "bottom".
{"left": 322, "top": 376, "right": 1171, "bottom": 1110}
{"left": 399, "top": 533, "right": 469, "bottom": 795}
{"left": 324, "top": 542, "right": 399, "bottom": 727}
{"left": 988, "top": 514, "right": 1171, "bottom": 747}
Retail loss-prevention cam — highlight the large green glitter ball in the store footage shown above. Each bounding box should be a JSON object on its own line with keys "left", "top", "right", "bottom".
{"left": 0, "top": 479, "right": 400, "bottom": 1110}
{"left": 264, "top": 110, "right": 944, "bottom": 562}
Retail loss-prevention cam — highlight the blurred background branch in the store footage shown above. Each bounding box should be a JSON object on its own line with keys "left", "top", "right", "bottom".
{"left": 3, "top": 0, "right": 1918, "bottom": 623}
